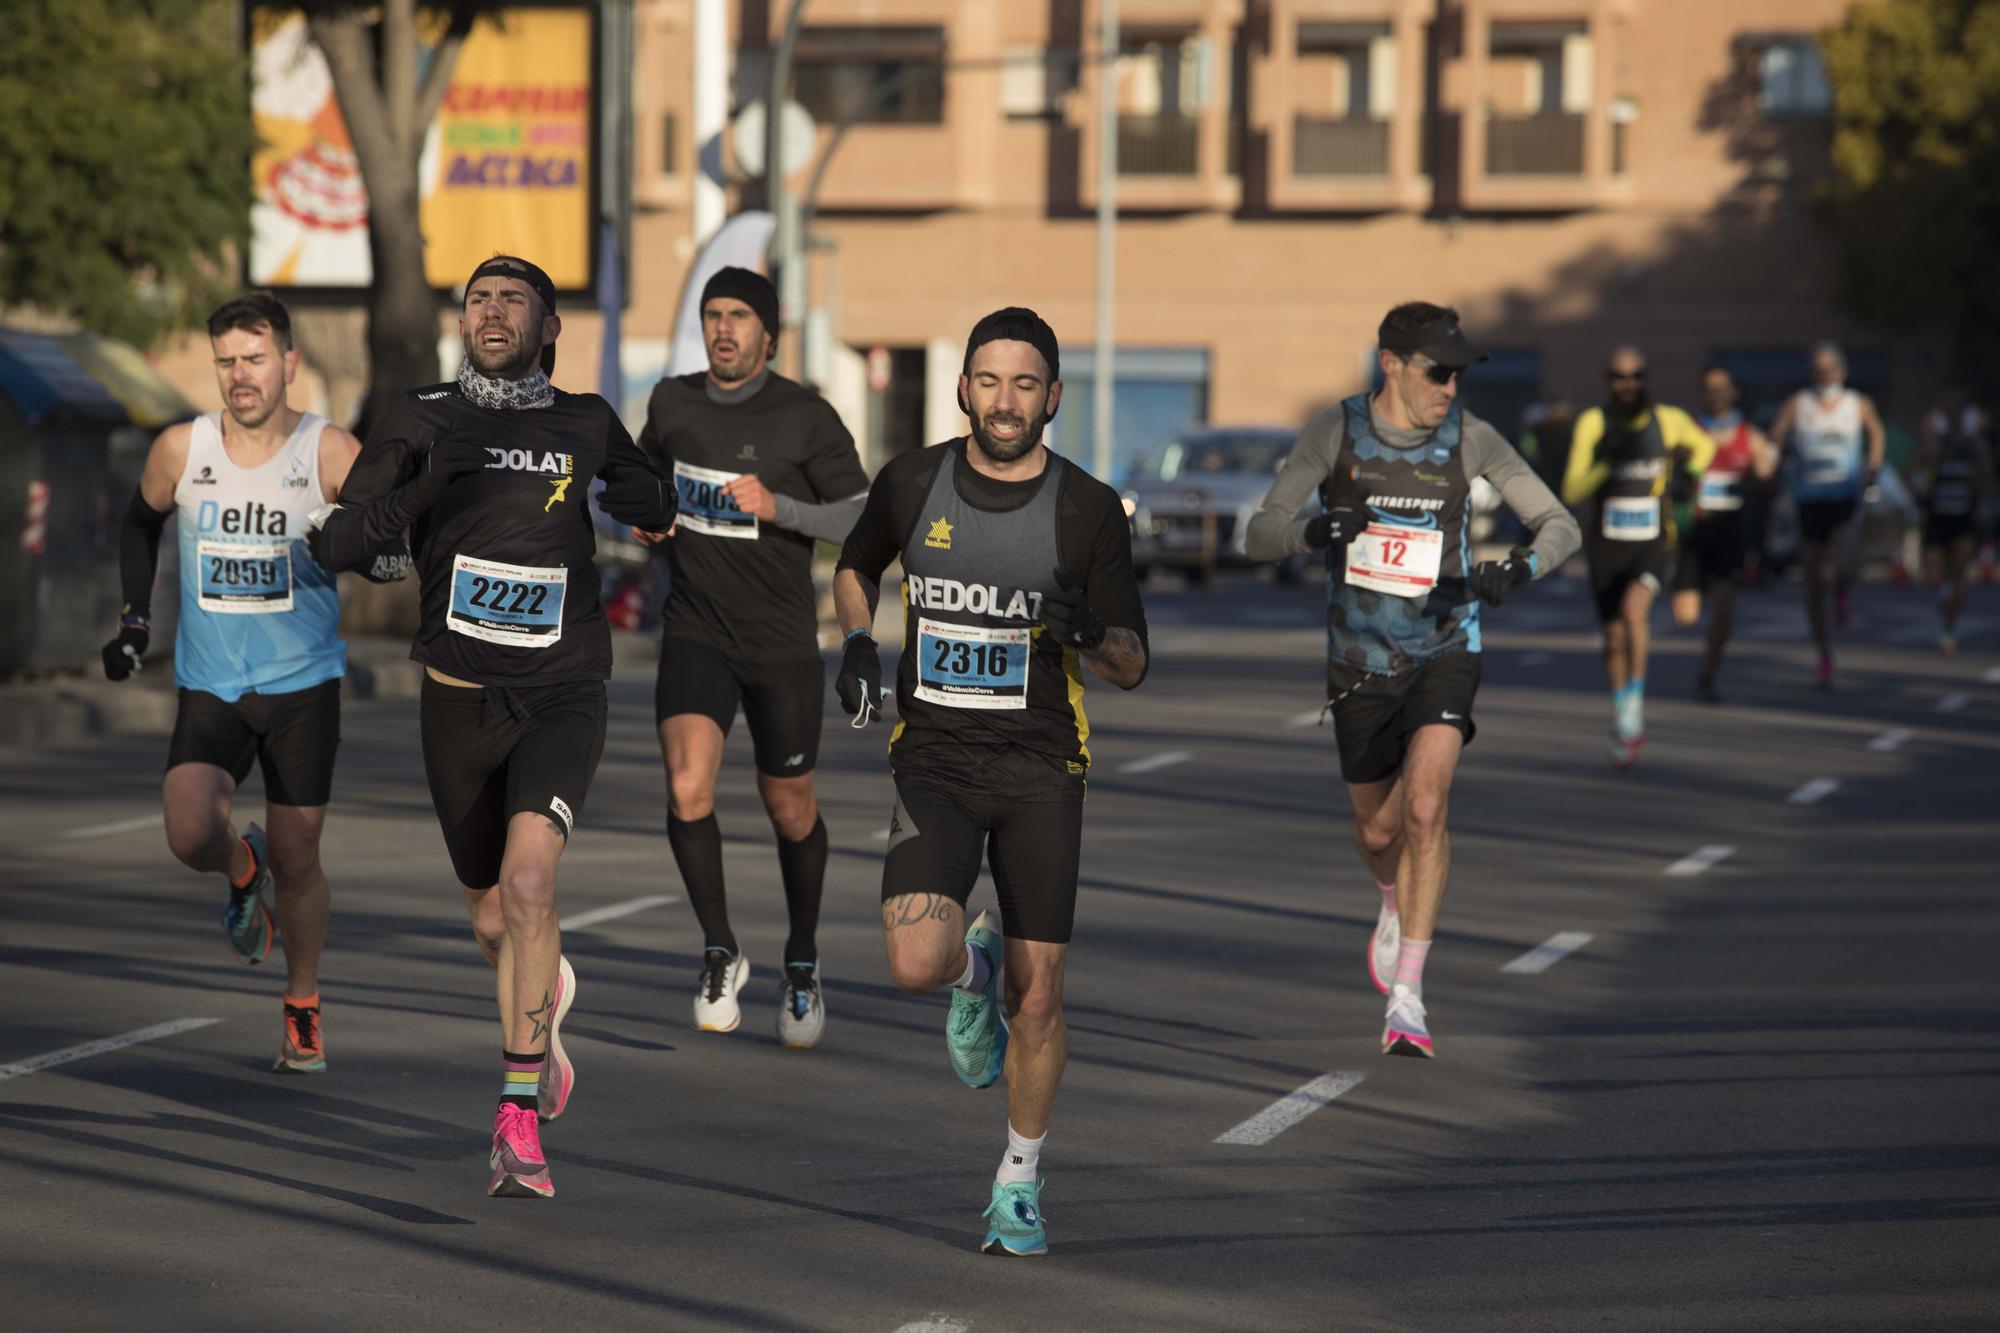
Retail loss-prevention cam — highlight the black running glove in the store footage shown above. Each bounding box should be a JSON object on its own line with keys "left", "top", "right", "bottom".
{"left": 1471, "top": 546, "right": 1534, "bottom": 607}
{"left": 101, "top": 615, "right": 149, "bottom": 681}
{"left": 1303, "top": 505, "right": 1367, "bottom": 551}
{"left": 597, "top": 470, "right": 679, "bottom": 531}
{"left": 415, "top": 429, "right": 494, "bottom": 504}
{"left": 835, "top": 631, "right": 883, "bottom": 726}
{"left": 1039, "top": 570, "right": 1105, "bottom": 650}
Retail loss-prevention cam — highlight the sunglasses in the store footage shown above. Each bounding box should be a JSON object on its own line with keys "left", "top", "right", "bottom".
{"left": 1407, "top": 356, "right": 1462, "bottom": 386}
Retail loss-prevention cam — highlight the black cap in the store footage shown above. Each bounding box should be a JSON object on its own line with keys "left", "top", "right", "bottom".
{"left": 701, "top": 266, "right": 780, "bottom": 344}
{"left": 1379, "top": 311, "right": 1488, "bottom": 369}
{"left": 963, "top": 307, "right": 1060, "bottom": 380}
{"left": 466, "top": 255, "right": 558, "bottom": 374}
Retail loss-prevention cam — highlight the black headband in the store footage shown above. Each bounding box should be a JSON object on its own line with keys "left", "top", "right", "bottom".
{"left": 963, "top": 307, "right": 1060, "bottom": 381}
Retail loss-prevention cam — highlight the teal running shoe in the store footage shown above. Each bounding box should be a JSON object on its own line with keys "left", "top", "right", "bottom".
{"left": 946, "top": 910, "right": 1006, "bottom": 1088}
{"left": 981, "top": 1177, "right": 1048, "bottom": 1257}
{"left": 222, "top": 823, "right": 275, "bottom": 965}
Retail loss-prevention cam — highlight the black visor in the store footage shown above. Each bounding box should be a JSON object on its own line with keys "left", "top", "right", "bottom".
{"left": 1381, "top": 316, "right": 1488, "bottom": 370}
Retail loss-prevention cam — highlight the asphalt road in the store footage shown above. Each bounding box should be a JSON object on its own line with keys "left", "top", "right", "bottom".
{"left": 2, "top": 574, "right": 1995, "bottom": 1331}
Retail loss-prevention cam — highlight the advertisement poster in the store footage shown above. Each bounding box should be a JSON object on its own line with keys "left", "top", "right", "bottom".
{"left": 249, "top": 6, "right": 593, "bottom": 291}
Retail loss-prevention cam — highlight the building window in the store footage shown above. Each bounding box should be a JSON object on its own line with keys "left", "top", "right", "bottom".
{"left": 1293, "top": 21, "right": 1393, "bottom": 176}
{"left": 1001, "top": 45, "right": 1074, "bottom": 121}
{"left": 1757, "top": 38, "right": 1830, "bottom": 118}
{"left": 793, "top": 26, "right": 946, "bottom": 127}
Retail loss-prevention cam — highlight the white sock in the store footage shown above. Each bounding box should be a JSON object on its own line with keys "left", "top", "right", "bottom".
{"left": 996, "top": 1123, "right": 1044, "bottom": 1184}
{"left": 953, "top": 942, "right": 992, "bottom": 996}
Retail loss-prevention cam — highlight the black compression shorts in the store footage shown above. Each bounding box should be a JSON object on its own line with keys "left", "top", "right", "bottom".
{"left": 655, "top": 637, "right": 824, "bottom": 777}
{"left": 881, "top": 776, "right": 1083, "bottom": 944}
{"left": 166, "top": 680, "right": 341, "bottom": 807}
{"left": 1586, "top": 537, "right": 1670, "bottom": 622}
{"left": 1922, "top": 512, "right": 1978, "bottom": 549}
{"left": 420, "top": 675, "right": 606, "bottom": 889}
{"left": 1673, "top": 514, "right": 1745, "bottom": 594}
{"left": 1796, "top": 496, "right": 1860, "bottom": 546}
{"left": 1327, "top": 652, "right": 1479, "bottom": 786}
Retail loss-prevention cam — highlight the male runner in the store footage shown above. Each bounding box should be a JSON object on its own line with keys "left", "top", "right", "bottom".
{"left": 636, "top": 267, "right": 868, "bottom": 1044}
{"left": 1672, "top": 365, "right": 1777, "bottom": 703}
{"left": 309, "top": 256, "right": 676, "bottom": 1198}
{"left": 832, "top": 308, "right": 1147, "bottom": 1257}
{"left": 102, "top": 292, "right": 381, "bottom": 1074}
{"left": 1562, "top": 345, "right": 1712, "bottom": 767}
{"left": 1246, "top": 302, "right": 1579, "bottom": 1058}
{"left": 1767, "top": 342, "right": 1886, "bottom": 688}
{"left": 1912, "top": 386, "right": 1993, "bottom": 654}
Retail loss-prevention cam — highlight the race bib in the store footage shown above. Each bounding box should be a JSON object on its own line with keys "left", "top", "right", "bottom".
{"left": 914, "top": 618, "right": 1029, "bottom": 710}
{"left": 1698, "top": 470, "right": 1744, "bottom": 512}
{"left": 674, "top": 460, "right": 758, "bottom": 539}
{"left": 1801, "top": 435, "right": 1856, "bottom": 487}
{"left": 1602, "top": 496, "right": 1661, "bottom": 542}
{"left": 447, "top": 554, "right": 566, "bottom": 648}
{"left": 1344, "top": 524, "right": 1443, "bottom": 596}
{"left": 1931, "top": 480, "right": 1975, "bottom": 516}
{"left": 197, "top": 539, "right": 293, "bottom": 614}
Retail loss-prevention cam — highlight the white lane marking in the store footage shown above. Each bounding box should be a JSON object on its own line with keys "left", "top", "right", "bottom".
{"left": 1518, "top": 651, "right": 1554, "bottom": 667}
{"left": 1284, "top": 708, "right": 1325, "bottom": 729}
{"left": 56, "top": 813, "right": 161, "bottom": 841}
{"left": 1786, "top": 777, "right": 1840, "bottom": 806}
{"left": 1938, "top": 692, "right": 1968, "bottom": 714}
{"left": 892, "top": 1317, "right": 971, "bottom": 1333}
{"left": 1985, "top": 667, "right": 2000, "bottom": 685}
{"left": 1501, "top": 932, "right": 1594, "bottom": 975}
{"left": 1117, "top": 750, "right": 1192, "bottom": 776}
{"left": 559, "top": 894, "right": 677, "bottom": 932}
{"left": 1215, "top": 1072, "right": 1366, "bottom": 1145}
{"left": 1665, "top": 844, "right": 1735, "bottom": 877}
{"left": 1867, "top": 728, "right": 1910, "bottom": 753}
{"left": 0, "top": 1018, "right": 219, "bottom": 1082}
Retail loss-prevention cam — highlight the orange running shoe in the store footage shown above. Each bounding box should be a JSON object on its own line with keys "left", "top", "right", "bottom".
{"left": 273, "top": 994, "right": 326, "bottom": 1074}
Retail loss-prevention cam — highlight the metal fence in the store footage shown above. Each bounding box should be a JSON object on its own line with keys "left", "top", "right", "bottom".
{"left": 1292, "top": 117, "right": 1389, "bottom": 176}
{"left": 1485, "top": 112, "right": 1584, "bottom": 175}
{"left": 1118, "top": 114, "right": 1199, "bottom": 176}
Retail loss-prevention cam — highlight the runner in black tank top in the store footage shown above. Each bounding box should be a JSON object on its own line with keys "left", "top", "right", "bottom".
{"left": 833, "top": 309, "right": 1147, "bottom": 1258}
{"left": 1915, "top": 387, "right": 1996, "bottom": 654}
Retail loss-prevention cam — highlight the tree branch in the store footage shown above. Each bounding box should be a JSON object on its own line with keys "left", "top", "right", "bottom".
{"left": 383, "top": 0, "right": 417, "bottom": 157}
{"left": 305, "top": 12, "right": 405, "bottom": 201}
{"left": 414, "top": 3, "right": 483, "bottom": 148}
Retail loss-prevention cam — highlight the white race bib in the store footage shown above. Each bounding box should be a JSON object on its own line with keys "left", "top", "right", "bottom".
{"left": 673, "top": 460, "right": 759, "bottom": 539}
{"left": 1802, "top": 434, "right": 1856, "bottom": 487}
{"left": 196, "top": 539, "right": 293, "bottom": 614}
{"left": 1602, "top": 496, "right": 1661, "bottom": 542}
{"left": 1344, "top": 524, "right": 1443, "bottom": 596}
{"left": 914, "top": 618, "right": 1030, "bottom": 710}
{"left": 447, "top": 554, "right": 567, "bottom": 648}
{"left": 1698, "top": 470, "right": 1744, "bottom": 512}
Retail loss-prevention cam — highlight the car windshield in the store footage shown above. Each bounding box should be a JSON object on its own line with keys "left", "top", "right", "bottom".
{"left": 1136, "top": 434, "right": 1291, "bottom": 481}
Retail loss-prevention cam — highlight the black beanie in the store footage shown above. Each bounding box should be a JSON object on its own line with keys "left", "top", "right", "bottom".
{"left": 963, "top": 307, "right": 1060, "bottom": 380}
{"left": 700, "top": 266, "right": 780, "bottom": 342}
{"left": 466, "top": 254, "right": 558, "bottom": 375}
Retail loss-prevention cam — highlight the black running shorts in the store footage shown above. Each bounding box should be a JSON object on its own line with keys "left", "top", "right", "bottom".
{"left": 1796, "top": 496, "right": 1860, "bottom": 546}
{"left": 655, "top": 637, "right": 824, "bottom": 777}
{"left": 880, "top": 776, "right": 1083, "bottom": 944}
{"left": 1328, "top": 651, "right": 1479, "bottom": 786}
{"left": 1673, "top": 514, "right": 1745, "bottom": 594}
{"left": 166, "top": 680, "right": 341, "bottom": 807}
{"left": 1922, "top": 511, "right": 1977, "bottom": 550}
{"left": 1587, "top": 537, "right": 1670, "bottom": 622}
{"left": 420, "top": 675, "right": 607, "bottom": 889}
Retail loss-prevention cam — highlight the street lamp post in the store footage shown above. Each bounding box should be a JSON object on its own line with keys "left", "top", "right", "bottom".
{"left": 1093, "top": 0, "right": 1118, "bottom": 481}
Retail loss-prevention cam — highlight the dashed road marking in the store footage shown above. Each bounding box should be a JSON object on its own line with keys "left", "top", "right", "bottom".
{"left": 1665, "top": 844, "right": 1735, "bottom": 877}
{"left": 0, "top": 1018, "right": 220, "bottom": 1082}
{"left": 1118, "top": 750, "right": 1193, "bottom": 776}
{"left": 1938, "top": 692, "right": 1968, "bottom": 714}
{"left": 1867, "top": 729, "right": 1910, "bottom": 753}
{"left": 1216, "top": 1072, "right": 1367, "bottom": 1145}
{"left": 559, "top": 894, "right": 677, "bottom": 932}
{"left": 56, "top": 813, "right": 161, "bottom": 841}
{"left": 892, "top": 1317, "right": 971, "bottom": 1333}
{"left": 1786, "top": 777, "right": 1840, "bottom": 806}
{"left": 1501, "top": 932, "right": 1594, "bottom": 974}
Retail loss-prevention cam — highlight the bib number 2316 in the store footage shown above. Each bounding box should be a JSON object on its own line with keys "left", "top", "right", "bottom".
{"left": 448, "top": 554, "right": 566, "bottom": 648}
{"left": 915, "top": 618, "right": 1029, "bottom": 710}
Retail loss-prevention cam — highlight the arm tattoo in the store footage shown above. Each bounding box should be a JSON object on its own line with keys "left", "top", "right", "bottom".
{"left": 1084, "top": 626, "right": 1145, "bottom": 674}
{"left": 881, "top": 893, "right": 958, "bottom": 931}
{"left": 542, "top": 816, "right": 567, "bottom": 840}
{"left": 525, "top": 989, "right": 553, "bottom": 1044}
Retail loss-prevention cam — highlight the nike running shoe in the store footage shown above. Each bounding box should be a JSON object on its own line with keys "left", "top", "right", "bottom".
{"left": 1368, "top": 903, "right": 1400, "bottom": 996}
{"left": 776, "top": 963, "right": 826, "bottom": 1050}
{"left": 1814, "top": 654, "right": 1835, "bottom": 691}
{"left": 222, "top": 823, "right": 275, "bottom": 965}
{"left": 694, "top": 949, "right": 749, "bottom": 1033}
{"left": 488, "top": 1102, "right": 554, "bottom": 1199}
{"left": 272, "top": 996, "right": 325, "bottom": 1075}
{"left": 948, "top": 910, "right": 1007, "bottom": 1089}
{"left": 1383, "top": 984, "right": 1434, "bottom": 1058}
{"left": 981, "top": 1178, "right": 1048, "bottom": 1257}
{"left": 538, "top": 956, "right": 576, "bottom": 1123}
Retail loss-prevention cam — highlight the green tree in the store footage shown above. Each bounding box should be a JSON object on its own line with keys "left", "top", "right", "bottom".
{"left": 0, "top": 0, "right": 251, "bottom": 346}
{"left": 1820, "top": 0, "right": 2000, "bottom": 379}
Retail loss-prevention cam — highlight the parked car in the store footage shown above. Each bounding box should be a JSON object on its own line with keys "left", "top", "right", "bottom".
{"left": 1123, "top": 427, "right": 1311, "bottom": 582}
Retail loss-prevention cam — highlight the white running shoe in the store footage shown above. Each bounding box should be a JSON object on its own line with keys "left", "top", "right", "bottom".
{"left": 776, "top": 963, "right": 826, "bottom": 1049}
{"left": 1368, "top": 906, "right": 1400, "bottom": 996}
{"left": 1382, "top": 984, "right": 1434, "bottom": 1058}
{"left": 694, "top": 949, "right": 749, "bottom": 1032}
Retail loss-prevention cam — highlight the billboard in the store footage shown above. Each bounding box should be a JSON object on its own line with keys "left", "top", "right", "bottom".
{"left": 249, "top": 6, "right": 594, "bottom": 292}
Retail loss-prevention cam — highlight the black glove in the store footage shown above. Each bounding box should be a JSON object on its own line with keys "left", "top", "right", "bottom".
{"left": 1667, "top": 445, "right": 1698, "bottom": 506}
{"left": 835, "top": 631, "right": 883, "bottom": 726}
{"left": 597, "top": 470, "right": 679, "bottom": 531}
{"left": 1471, "top": 547, "right": 1534, "bottom": 607}
{"left": 1303, "top": 505, "right": 1367, "bottom": 551}
{"left": 1038, "top": 570, "right": 1105, "bottom": 650}
{"left": 101, "top": 616, "right": 149, "bottom": 681}
{"left": 414, "top": 429, "right": 494, "bottom": 504}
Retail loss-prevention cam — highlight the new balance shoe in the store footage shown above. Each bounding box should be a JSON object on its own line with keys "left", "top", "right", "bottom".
{"left": 488, "top": 1103, "right": 553, "bottom": 1198}
{"left": 947, "top": 911, "right": 1007, "bottom": 1089}
{"left": 777, "top": 962, "right": 826, "bottom": 1049}
{"left": 1383, "top": 983, "right": 1434, "bottom": 1059}
{"left": 222, "top": 824, "right": 274, "bottom": 965}
{"left": 982, "top": 1177, "right": 1049, "bottom": 1257}
{"left": 538, "top": 956, "right": 576, "bottom": 1122}
{"left": 694, "top": 949, "right": 749, "bottom": 1032}
{"left": 272, "top": 995, "right": 325, "bottom": 1074}
{"left": 1368, "top": 904, "right": 1400, "bottom": 996}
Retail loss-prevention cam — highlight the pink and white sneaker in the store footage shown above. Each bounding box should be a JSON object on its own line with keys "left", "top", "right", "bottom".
{"left": 489, "top": 1103, "right": 554, "bottom": 1198}
{"left": 538, "top": 956, "right": 576, "bottom": 1123}
{"left": 1383, "top": 984, "right": 1435, "bottom": 1059}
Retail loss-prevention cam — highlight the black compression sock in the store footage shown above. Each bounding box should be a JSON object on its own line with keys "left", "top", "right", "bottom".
{"left": 776, "top": 815, "right": 828, "bottom": 967}
{"left": 668, "top": 813, "right": 735, "bottom": 955}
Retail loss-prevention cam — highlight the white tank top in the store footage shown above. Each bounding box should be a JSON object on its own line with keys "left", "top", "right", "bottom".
{"left": 1791, "top": 388, "right": 1864, "bottom": 500}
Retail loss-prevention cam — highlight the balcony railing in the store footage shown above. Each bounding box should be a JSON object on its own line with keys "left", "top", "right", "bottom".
{"left": 1292, "top": 116, "right": 1389, "bottom": 176}
{"left": 1118, "top": 114, "right": 1199, "bottom": 176}
{"left": 1485, "top": 112, "right": 1584, "bottom": 175}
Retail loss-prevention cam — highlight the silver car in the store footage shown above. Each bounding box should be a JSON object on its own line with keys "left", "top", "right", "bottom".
{"left": 1123, "top": 427, "right": 1311, "bottom": 583}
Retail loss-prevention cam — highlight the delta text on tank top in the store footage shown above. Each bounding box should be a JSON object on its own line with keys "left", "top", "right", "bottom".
{"left": 1322, "top": 395, "right": 1474, "bottom": 676}
{"left": 1926, "top": 407, "right": 1985, "bottom": 518}
{"left": 893, "top": 441, "right": 1089, "bottom": 775}
{"left": 174, "top": 411, "right": 346, "bottom": 700}
{"left": 1792, "top": 388, "right": 1865, "bottom": 501}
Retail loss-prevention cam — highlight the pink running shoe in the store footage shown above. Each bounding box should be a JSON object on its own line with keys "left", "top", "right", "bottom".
{"left": 1383, "top": 984, "right": 1435, "bottom": 1059}
{"left": 538, "top": 956, "right": 576, "bottom": 1123}
{"left": 488, "top": 1103, "right": 554, "bottom": 1198}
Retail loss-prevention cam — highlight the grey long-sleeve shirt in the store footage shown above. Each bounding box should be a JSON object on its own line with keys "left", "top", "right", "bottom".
{"left": 1245, "top": 400, "right": 1581, "bottom": 576}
